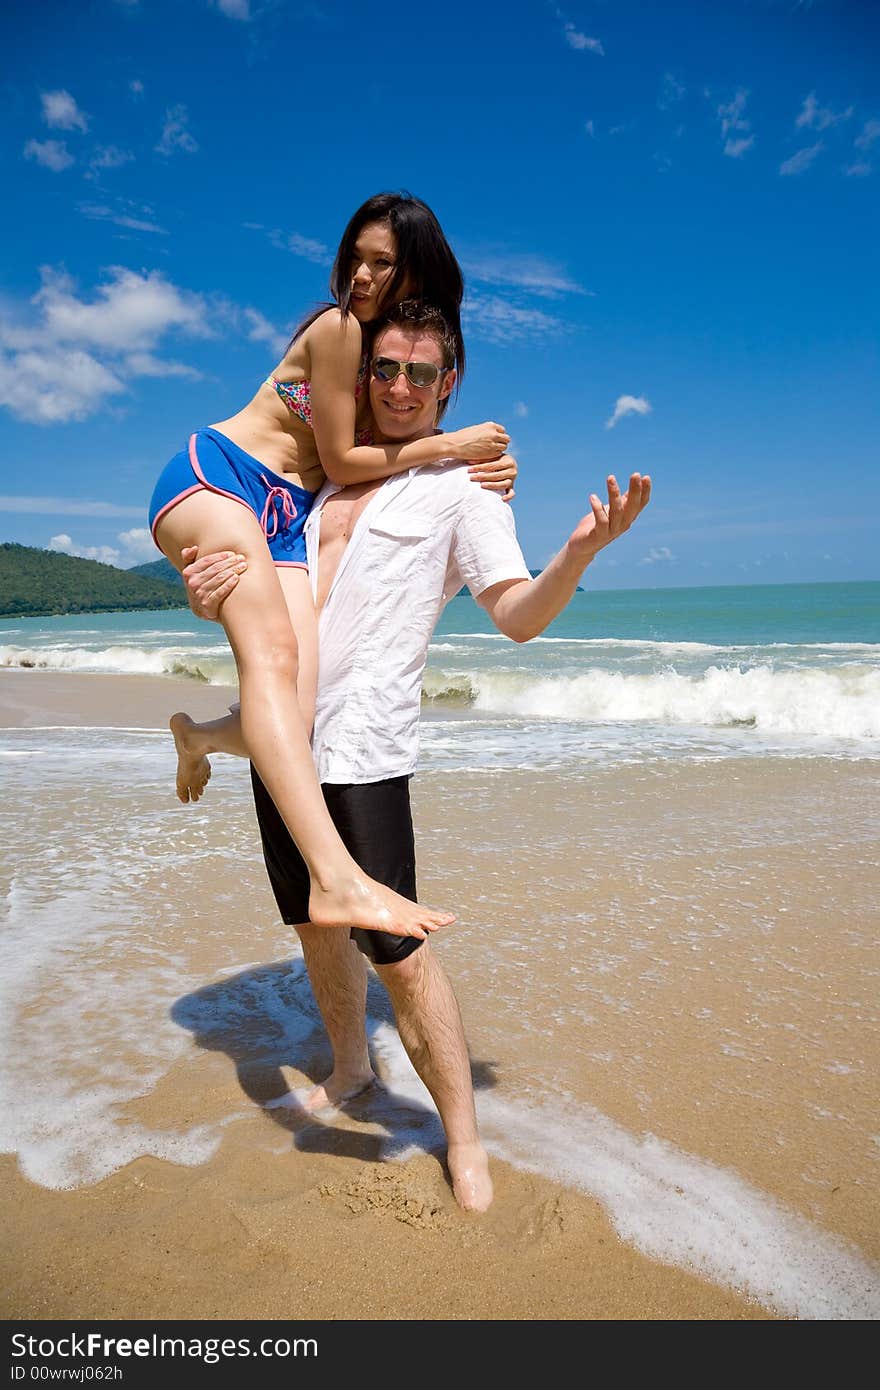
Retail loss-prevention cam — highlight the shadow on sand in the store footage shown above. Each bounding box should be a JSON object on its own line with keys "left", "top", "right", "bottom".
{"left": 171, "top": 956, "right": 499, "bottom": 1168}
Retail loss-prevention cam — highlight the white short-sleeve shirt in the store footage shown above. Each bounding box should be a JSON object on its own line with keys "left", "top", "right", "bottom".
{"left": 304, "top": 461, "right": 531, "bottom": 784}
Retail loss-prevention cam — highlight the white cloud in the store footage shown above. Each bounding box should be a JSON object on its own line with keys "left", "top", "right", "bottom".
{"left": 779, "top": 142, "right": 824, "bottom": 176}
{"left": 0, "top": 349, "right": 125, "bottom": 423}
{"left": 0, "top": 265, "right": 294, "bottom": 422}
{"left": 639, "top": 546, "right": 674, "bottom": 566}
{"left": 605, "top": 395, "right": 651, "bottom": 430}
{"left": 716, "top": 89, "right": 753, "bottom": 157}
{"left": 155, "top": 105, "right": 198, "bottom": 157}
{"left": 87, "top": 145, "right": 135, "bottom": 176}
{"left": 0, "top": 266, "right": 284, "bottom": 425}
{"left": 462, "top": 251, "right": 590, "bottom": 299}
{"left": 457, "top": 243, "right": 588, "bottom": 344}
{"left": 78, "top": 202, "right": 167, "bottom": 235}
{"left": 280, "top": 231, "right": 332, "bottom": 264}
{"left": 563, "top": 23, "right": 603, "bottom": 54}
{"left": 41, "top": 89, "right": 89, "bottom": 133}
{"left": 243, "top": 307, "right": 289, "bottom": 357}
{"left": 855, "top": 119, "right": 880, "bottom": 151}
{"left": 213, "top": 0, "right": 251, "bottom": 17}
{"left": 724, "top": 135, "right": 754, "bottom": 159}
{"left": 514, "top": 401, "right": 529, "bottom": 418}
{"left": 795, "top": 92, "right": 853, "bottom": 131}
{"left": 123, "top": 352, "right": 203, "bottom": 379}
{"left": 49, "top": 526, "right": 156, "bottom": 566}
{"left": 718, "top": 89, "right": 750, "bottom": 138}
{"left": 49, "top": 533, "right": 122, "bottom": 565}
{"left": 24, "top": 139, "right": 74, "bottom": 172}
{"left": 116, "top": 527, "right": 156, "bottom": 562}
{"left": 584, "top": 119, "right": 596, "bottom": 139}
{"left": 0, "top": 496, "right": 143, "bottom": 517}
{"left": 844, "top": 160, "right": 872, "bottom": 178}
{"left": 660, "top": 72, "right": 685, "bottom": 109}
{"left": 29, "top": 266, "right": 211, "bottom": 352}
{"left": 129, "top": 80, "right": 144, "bottom": 98}
{"left": 0, "top": 266, "right": 215, "bottom": 424}
{"left": 463, "top": 293, "right": 568, "bottom": 345}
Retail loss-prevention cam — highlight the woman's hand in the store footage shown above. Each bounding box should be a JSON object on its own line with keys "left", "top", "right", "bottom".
{"left": 447, "top": 421, "right": 510, "bottom": 461}
{"left": 181, "top": 546, "right": 247, "bottom": 622}
{"left": 468, "top": 453, "right": 518, "bottom": 503}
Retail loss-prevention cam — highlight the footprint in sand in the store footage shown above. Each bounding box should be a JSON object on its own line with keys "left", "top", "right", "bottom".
{"left": 515, "top": 1193, "right": 566, "bottom": 1244}
{"left": 320, "top": 1163, "right": 452, "bottom": 1232}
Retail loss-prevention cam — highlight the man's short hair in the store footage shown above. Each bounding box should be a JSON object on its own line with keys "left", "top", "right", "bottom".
{"left": 376, "top": 299, "right": 457, "bottom": 370}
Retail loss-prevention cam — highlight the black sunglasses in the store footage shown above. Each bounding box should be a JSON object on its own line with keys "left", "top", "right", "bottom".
{"left": 371, "top": 356, "right": 449, "bottom": 388}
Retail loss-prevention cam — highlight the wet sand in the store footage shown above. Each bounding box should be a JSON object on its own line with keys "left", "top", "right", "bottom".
{"left": 2, "top": 669, "right": 878, "bottom": 1320}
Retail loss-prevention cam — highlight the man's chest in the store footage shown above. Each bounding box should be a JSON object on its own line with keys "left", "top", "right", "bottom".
{"left": 311, "top": 468, "right": 470, "bottom": 611}
{"left": 314, "top": 482, "right": 384, "bottom": 612}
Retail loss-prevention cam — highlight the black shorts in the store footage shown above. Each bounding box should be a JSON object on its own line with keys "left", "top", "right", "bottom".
{"left": 249, "top": 765, "right": 424, "bottom": 966}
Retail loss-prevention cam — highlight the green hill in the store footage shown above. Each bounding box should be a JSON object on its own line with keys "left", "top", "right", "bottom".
{"left": 0, "top": 543, "right": 187, "bottom": 618}
{"left": 0, "top": 546, "right": 581, "bottom": 619}
{"left": 129, "top": 556, "right": 184, "bottom": 587}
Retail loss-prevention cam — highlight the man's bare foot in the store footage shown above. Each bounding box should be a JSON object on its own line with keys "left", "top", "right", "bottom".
{"left": 170, "top": 712, "right": 212, "bottom": 804}
{"left": 263, "top": 1069, "right": 378, "bottom": 1115}
{"left": 299, "top": 1068, "right": 378, "bottom": 1113}
{"left": 308, "top": 877, "right": 455, "bottom": 940}
{"left": 447, "top": 1141, "right": 493, "bottom": 1212}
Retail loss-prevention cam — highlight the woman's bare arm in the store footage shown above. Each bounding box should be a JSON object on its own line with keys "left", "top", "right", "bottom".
{"left": 307, "top": 311, "right": 509, "bottom": 485}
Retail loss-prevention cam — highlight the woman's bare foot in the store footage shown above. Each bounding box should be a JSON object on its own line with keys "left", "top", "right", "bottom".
{"left": 308, "top": 877, "right": 455, "bottom": 940}
{"left": 170, "top": 712, "right": 212, "bottom": 804}
{"left": 447, "top": 1141, "right": 493, "bottom": 1212}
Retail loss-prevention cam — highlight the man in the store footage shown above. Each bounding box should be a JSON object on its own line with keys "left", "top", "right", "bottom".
{"left": 185, "top": 299, "right": 651, "bottom": 1211}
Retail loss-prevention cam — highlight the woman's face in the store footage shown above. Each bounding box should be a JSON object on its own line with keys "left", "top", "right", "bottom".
{"left": 348, "top": 221, "right": 410, "bottom": 321}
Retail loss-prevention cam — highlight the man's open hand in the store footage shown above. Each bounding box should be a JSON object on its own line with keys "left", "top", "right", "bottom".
{"left": 181, "top": 546, "right": 247, "bottom": 622}
{"left": 568, "top": 472, "right": 651, "bottom": 561}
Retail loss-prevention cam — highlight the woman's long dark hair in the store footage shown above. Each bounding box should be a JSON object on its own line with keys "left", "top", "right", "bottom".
{"left": 292, "top": 191, "right": 466, "bottom": 393}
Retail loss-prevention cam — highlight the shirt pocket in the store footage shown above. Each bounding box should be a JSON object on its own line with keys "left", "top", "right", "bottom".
{"left": 368, "top": 513, "right": 433, "bottom": 542}
{"left": 367, "top": 513, "right": 443, "bottom": 597}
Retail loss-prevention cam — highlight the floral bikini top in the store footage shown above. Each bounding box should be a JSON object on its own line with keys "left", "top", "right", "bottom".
{"left": 265, "top": 356, "right": 371, "bottom": 445}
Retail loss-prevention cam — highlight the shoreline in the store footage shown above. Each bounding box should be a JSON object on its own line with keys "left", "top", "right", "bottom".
{"left": 0, "top": 667, "right": 239, "bottom": 729}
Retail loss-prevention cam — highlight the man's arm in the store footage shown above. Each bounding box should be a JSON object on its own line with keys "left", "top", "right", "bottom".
{"left": 178, "top": 545, "right": 246, "bottom": 621}
{"left": 478, "top": 472, "right": 651, "bottom": 642}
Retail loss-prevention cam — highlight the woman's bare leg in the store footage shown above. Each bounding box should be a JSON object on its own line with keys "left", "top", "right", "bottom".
{"left": 171, "top": 567, "right": 316, "bottom": 801}
{"left": 156, "top": 493, "right": 453, "bottom": 939}
{"left": 169, "top": 711, "right": 240, "bottom": 802}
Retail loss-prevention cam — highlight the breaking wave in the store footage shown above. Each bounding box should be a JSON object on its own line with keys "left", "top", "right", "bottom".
{"left": 0, "top": 644, "right": 234, "bottom": 684}
{"left": 422, "top": 662, "right": 880, "bottom": 741}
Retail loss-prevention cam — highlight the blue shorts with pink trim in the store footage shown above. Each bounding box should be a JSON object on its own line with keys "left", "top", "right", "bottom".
{"left": 148, "top": 427, "right": 316, "bottom": 568}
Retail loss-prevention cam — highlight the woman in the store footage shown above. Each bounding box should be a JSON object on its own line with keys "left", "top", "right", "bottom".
{"left": 149, "top": 193, "right": 513, "bottom": 942}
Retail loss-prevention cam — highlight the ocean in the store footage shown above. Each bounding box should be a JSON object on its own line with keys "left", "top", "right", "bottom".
{"left": 2, "top": 580, "right": 878, "bottom": 764}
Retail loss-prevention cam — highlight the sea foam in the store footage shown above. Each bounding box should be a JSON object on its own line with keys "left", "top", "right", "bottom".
{"left": 422, "top": 663, "right": 880, "bottom": 741}
{"left": 0, "top": 643, "right": 232, "bottom": 684}
{"left": 368, "top": 1024, "right": 880, "bottom": 1320}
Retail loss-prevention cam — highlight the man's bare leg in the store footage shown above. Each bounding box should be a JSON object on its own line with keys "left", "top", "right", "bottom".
{"left": 376, "top": 944, "right": 493, "bottom": 1213}
{"left": 293, "top": 922, "right": 376, "bottom": 1111}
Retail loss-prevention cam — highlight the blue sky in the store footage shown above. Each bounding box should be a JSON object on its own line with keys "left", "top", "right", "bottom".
{"left": 1, "top": 0, "right": 877, "bottom": 588}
